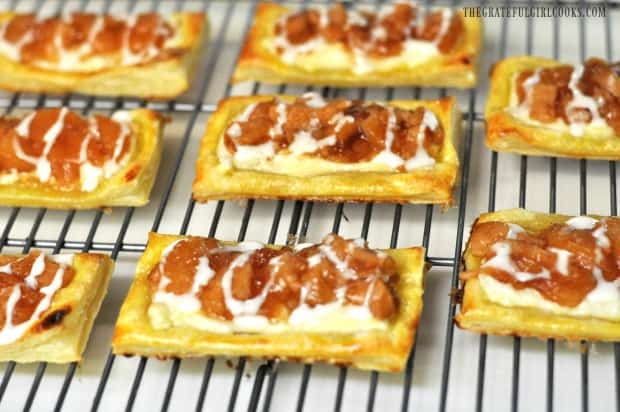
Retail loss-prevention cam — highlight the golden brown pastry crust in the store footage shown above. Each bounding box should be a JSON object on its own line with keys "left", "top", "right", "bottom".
{"left": 0, "top": 253, "right": 114, "bottom": 363}
{"left": 192, "top": 95, "right": 460, "bottom": 206}
{"left": 0, "top": 109, "right": 164, "bottom": 209}
{"left": 112, "top": 233, "right": 427, "bottom": 372}
{"left": 455, "top": 208, "right": 620, "bottom": 342}
{"left": 485, "top": 56, "right": 620, "bottom": 159}
{"left": 0, "top": 12, "right": 207, "bottom": 99}
{"left": 232, "top": 3, "right": 482, "bottom": 88}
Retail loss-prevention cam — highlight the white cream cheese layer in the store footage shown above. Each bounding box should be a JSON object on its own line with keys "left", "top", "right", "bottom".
{"left": 148, "top": 300, "right": 387, "bottom": 334}
{"left": 508, "top": 69, "right": 615, "bottom": 138}
{"left": 269, "top": 36, "right": 440, "bottom": 75}
{"left": 478, "top": 218, "right": 620, "bottom": 321}
{"left": 479, "top": 274, "right": 620, "bottom": 321}
{"left": 0, "top": 14, "right": 182, "bottom": 73}
{"left": 147, "top": 237, "right": 390, "bottom": 334}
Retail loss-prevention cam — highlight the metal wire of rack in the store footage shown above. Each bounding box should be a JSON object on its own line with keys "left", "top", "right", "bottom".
{"left": 0, "top": 0, "right": 618, "bottom": 411}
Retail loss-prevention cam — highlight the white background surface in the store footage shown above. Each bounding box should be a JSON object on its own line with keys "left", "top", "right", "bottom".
{"left": 0, "top": 1, "right": 618, "bottom": 411}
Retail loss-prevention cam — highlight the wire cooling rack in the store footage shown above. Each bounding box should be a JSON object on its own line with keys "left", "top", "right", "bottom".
{"left": 0, "top": 0, "right": 618, "bottom": 411}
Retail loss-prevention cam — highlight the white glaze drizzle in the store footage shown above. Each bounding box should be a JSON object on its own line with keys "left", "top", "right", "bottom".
{"left": 103, "top": 111, "right": 132, "bottom": 178}
{"left": 13, "top": 107, "right": 69, "bottom": 183}
{"left": 302, "top": 92, "right": 327, "bottom": 108}
{"left": 372, "top": 106, "right": 439, "bottom": 170}
{"left": 482, "top": 241, "right": 551, "bottom": 282}
{"left": 0, "top": 21, "right": 33, "bottom": 61}
{"left": 0, "top": 13, "right": 173, "bottom": 72}
{"left": 224, "top": 94, "right": 440, "bottom": 171}
{"left": 9, "top": 109, "right": 132, "bottom": 191}
{"left": 15, "top": 113, "right": 35, "bottom": 137}
{"left": 329, "top": 112, "right": 355, "bottom": 132}
{"left": 506, "top": 223, "right": 525, "bottom": 239}
{"left": 273, "top": 2, "right": 454, "bottom": 66}
{"left": 290, "top": 235, "right": 375, "bottom": 321}
{"left": 549, "top": 248, "right": 571, "bottom": 276}
{"left": 566, "top": 216, "right": 597, "bottom": 230}
{"left": 565, "top": 65, "right": 607, "bottom": 136}
{"left": 154, "top": 249, "right": 215, "bottom": 313}
{"left": 515, "top": 65, "right": 609, "bottom": 137}
{"left": 152, "top": 235, "right": 387, "bottom": 327}
{"left": 268, "top": 102, "right": 287, "bottom": 138}
{"left": 482, "top": 217, "right": 620, "bottom": 307}
{"left": 120, "top": 15, "right": 168, "bottom": 66}
{"left": 79, "top": 116, "right": 103, "bottom": 192}
{"left": 220, "top": 252, "right": 275, "bottom": 319}
{"left": 24, "top": 254, "right": 45, "bottom": 289}
{"left": 0, "top": 254, "right": 71, "bottom": 345}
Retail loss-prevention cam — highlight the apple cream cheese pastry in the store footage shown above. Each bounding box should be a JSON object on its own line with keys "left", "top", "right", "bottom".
{"left": 232, "top": 2, "right": 481, "bottom": 88}
{"left": 486, "top": 56, "right": 620, "bottom": 159}
{"left": 0, "top": 252, "right": 113, "bottom": 363}
{"left": 112, "top": 233, "right": 426, "bottom": 371}
{"left": 0, "top": 108, "right": 163, "bottom": 209}
{"left": 456, "top": 209, "right": 620, "bottom": 341}
{"left": 193, "top": 93, "right": 460, "bottom": 206}
{"left": 0, "top": 12, "right": 207, "bottom": 98}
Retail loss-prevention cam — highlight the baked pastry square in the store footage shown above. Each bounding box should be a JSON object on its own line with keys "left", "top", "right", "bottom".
{"left": 456, "top": 208, "right": 620, "bottom": 341}
{"left": 0, "top": 252, "right": 114, "bottom": 363}
{"left": 232, "top": 2, "right": 481, "bottom": 88}
{"left": 0, "top": 12, "right": 207, "bottom": 99}
{"left": 113, "top": 233, "right": 426, "bottom": 372}
{"left": 193, "top": 93, "right": 460, "bottom": 206}
{"left": 486, "top": 56, "right": 620, "bottom": 159}
{"left": 0, "top": 108, "right": 164, "bottom": 209}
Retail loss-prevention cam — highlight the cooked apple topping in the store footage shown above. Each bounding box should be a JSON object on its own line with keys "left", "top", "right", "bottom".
{"left": 0, "top": 108, "right": 133, "bottom": 192}
{"left": 514, "top": 58, "right": 620, "bottom": 136}
{"left": 274, "top": 2, "right": 464, "bottom": 62}
{"left": 147, "top": 234, "right": 399, "bottom": 323}
{"left": 464, "top": 217, "right": 620, "bottom": 308}
{"left": 0, "top": 13, "right": 176, "bottom": 71}
{"left": 222, "top": 93, "right": 444, "bottom": 171}
{"left": 0, "top": 253, "right": 74, "bottom": 344}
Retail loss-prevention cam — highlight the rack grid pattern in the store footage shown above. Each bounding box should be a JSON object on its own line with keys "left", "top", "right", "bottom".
{"left": 0, "top": 0, "right": 618, "bottom": 411}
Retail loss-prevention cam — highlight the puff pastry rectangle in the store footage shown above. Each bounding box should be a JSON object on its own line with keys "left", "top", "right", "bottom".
{"left": 0, "top": 252, "right": 114, "bottom": 363}
{"left": 192, "top": 94, "right": 460, "bottom": 206}
{"left": 486, "top": 56, "right": 620, "bottom": 159}
{"left": 233, "top": 2, "right": 482, "bottom": 88}
{"left": 0, "top": 12, "right": 207, "bottom": 99}
{"left": 456, "top": 208, "right": 620, "bottom": 342}
{"left": 112, "top": 233, "right": 426, "bottom": 372}
{"left": 0, "top": 108, "right": 163, "bottom": 209}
